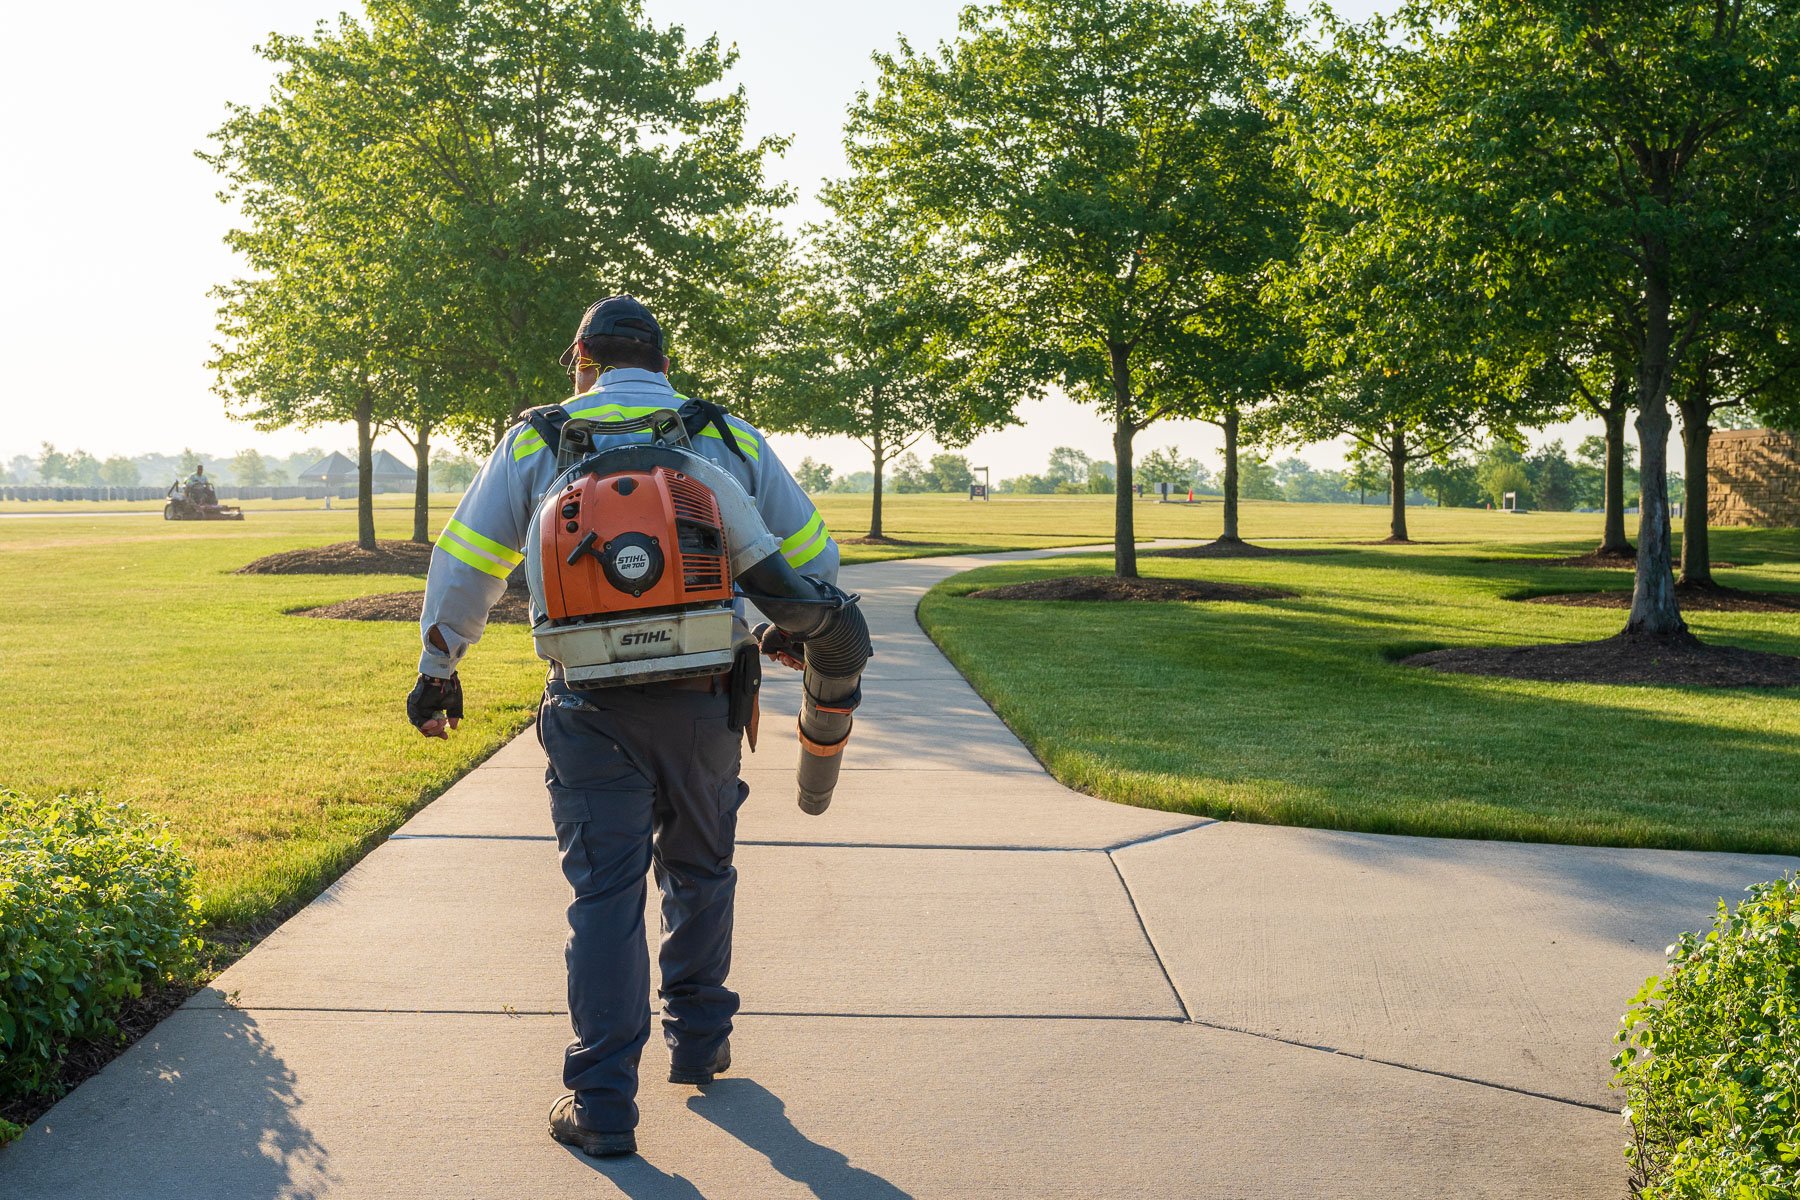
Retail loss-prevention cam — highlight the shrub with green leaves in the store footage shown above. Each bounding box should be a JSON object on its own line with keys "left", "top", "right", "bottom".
{"left": 0, "top": 790, "right": 198, "bottom": 1117}
{"left": 1614, "top": 875, "right": 1800, "bottom": 1199}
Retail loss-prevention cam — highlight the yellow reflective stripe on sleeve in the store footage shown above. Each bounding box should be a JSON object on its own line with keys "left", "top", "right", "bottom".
{"left": 435, "top": 533, "right": 514, "bottom": 580}
{"left": 780, "top": 511, "right": 825, "bottom": 556}
{"left": 784, "top": 526, "right": 830, "bottom": 569}
{"left": 445, "top": 519, "right": 523, "bottom": 566}
{"left": 781, "top": 511, "right": 830, "bottom": 568}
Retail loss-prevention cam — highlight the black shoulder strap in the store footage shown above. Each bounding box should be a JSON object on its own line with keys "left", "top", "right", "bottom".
{"left": 681, "top": 398, "right": 750, "bottom": 464}
{"left": 522, "top": 404, "right": 570, "bottom": 457}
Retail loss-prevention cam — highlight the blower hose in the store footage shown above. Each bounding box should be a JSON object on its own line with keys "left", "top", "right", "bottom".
{"left": 738, "top": 555, "right": 873, "bottom": 814}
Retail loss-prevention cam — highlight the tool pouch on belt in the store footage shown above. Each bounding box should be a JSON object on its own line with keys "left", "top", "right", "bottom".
{"left": 728, "top": 643, "right": 762, "bottom": 750}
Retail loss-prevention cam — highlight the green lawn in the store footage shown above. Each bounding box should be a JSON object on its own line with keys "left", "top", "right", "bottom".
{"left": 0, "top": 491, "right": 1238, "bottom": 932}
{"left": 5, "top": 492, "right": 1782, "bottom": 937}
{"left": 919, "top": 523, "right": 1800, "bottom": 855}
{"left": 0, "top": 503, "right": 543, "bottom": 930}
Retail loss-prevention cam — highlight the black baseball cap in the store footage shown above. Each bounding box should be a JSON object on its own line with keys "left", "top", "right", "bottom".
{"left": 559, "top": 295, "right": 663, "bottom": 367}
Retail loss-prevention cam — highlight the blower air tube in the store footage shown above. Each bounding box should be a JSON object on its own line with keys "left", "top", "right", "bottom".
{"left": 738, "top": 554, "right": 873, "bottom": 815}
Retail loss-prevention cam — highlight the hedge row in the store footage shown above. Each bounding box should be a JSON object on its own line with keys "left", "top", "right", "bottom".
{"left": 1615, "top": 875, "right": 1800, "bottom": 1199}
{"left": 0, "top": 790, "right": 198, "bottom": 1130}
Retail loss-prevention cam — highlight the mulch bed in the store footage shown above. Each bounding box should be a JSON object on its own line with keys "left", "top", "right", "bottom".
{"left": 1404, "top": 632, "right": 1800, "bottom": 687}
{"left": 294, "top": 590, "right": 532, "bottom": 623}
{"left": 1154, "top": 539, "right": 1343, "bottom": 560}
{"left": 237, "top": 540, "right": 435, "bottom": 576}
{"left": 967, "top": 575, "right": 1294, "bottom": 603}
{"left": 1530, "top": 549, "right": 1638, "bottom": 569}
{"left": 1522, "top": 583, "right": 1800, "bottom": 614}
{"left": 840, "top": 535, "right": 950, "bottom": 547}
{"left": 1344, "top": 538, "right": 1472, "bottom": 546}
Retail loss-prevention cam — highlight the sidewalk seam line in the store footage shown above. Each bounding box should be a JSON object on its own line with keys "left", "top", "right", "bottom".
{"left": 1104, "top": 851, "right": 1192, "bottom": 1022}
{"left": 1181, "top": 1017, "right": 1622, "bottom": 1115}
{"left": 1102, "top": 820, "right": 1217, "bottom": 853}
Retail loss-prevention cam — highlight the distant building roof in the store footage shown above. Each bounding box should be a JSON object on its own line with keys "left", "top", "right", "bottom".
{"left": 297, "top": 452, "right": 355, "bottom": 483}
{"left": 298, "top": 450, "right": 415, "bottom": 485}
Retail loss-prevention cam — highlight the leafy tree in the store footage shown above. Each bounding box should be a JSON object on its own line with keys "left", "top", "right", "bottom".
{"left": 1673, "top": 308, "right": 1800, "bottom": 586}
{"left": 1237, "top": 452, "right": 1282, "bottom": 501}
{"left": 99, "top": 457, "right": 139, "bottom": 488}
{"left": 1137, "top": 446, "right": 1201, "bottom": 488}
{"left": 828, "top": 471, "right": 875, "bottom": 494}
{"left": 794, "top": 457, "right": 835, "bottom": 495}
{"left": 999, "top": 473, "right": 1055, "bottom": 495}
{"left": 1284, "top": 0, "right": 1800, "bottom": 638}
{"left": 1414, "top": 453, "right": 1479, "bottom": 508}
{"left": 763, "top": 185, "right": 1020, "bottom": 537}
{"left": 1526, "top": 441, "right": 1579, "bottom": 512}
{"left": 851, "top": 0, "right": 1288, "bottom": 577}
{"left": 231, "top": 449, "right": 271, "bottom": 488}
{"left": 64, "top": 451, "right": 103, "bottom": 486}
{"left": 208, "top": 0, "right": 789, "bottom": 546}
{"left": 1477, "top": 442, "right": 1531, "bottom": 509}
{"left": 888, "top": 453, "right": 930, "bottom": 495}
{"left": 36, "top": 444, "right": 70, "bottom": 484}
{"left": 256, "top": 0, "right": 791, "bottom": 440}
{"left": 1343, "top": 443, "right": 1386, "bottom": 505}
{"left": 429, "top": 448, "right": 481, "bottom": 493}
{"left": 926, "top": 453, "right": 976, "bottom": 494}
{"left": 1046, "top": 447, "right": 1098, "bottom": 488}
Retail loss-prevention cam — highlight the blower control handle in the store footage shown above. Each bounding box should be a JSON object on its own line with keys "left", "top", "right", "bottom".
{"left": 566, "top": 530, "right": 601, "bottom": 567}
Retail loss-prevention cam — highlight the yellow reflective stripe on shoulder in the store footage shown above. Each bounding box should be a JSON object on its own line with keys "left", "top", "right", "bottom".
{"left": 435, "top": 533, "right": 514, "bottom": 580}
{"left": 513, "top": 429, "right": 548, "bottom": 461}
{"left": 781, "top": 510, "right": 829, "bottom": 568}
{"left": 723, "top": 418, "right": 762, "bottom": 461}
{"left": 445, "top": 518, "right": 523, "bottom": 566}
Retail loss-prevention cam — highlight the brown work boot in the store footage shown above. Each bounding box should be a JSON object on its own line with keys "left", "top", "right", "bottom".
{"left": 548, "top": 1095, "right": 636, "bottom": 1158}
{"left": 668, "top": 1039, "right": 730, "bottom": 1086}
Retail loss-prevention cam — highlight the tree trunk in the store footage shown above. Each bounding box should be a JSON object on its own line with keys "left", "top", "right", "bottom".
{"left": 355, "top": 391, "right": 377, "bottom": 552}
{"left": 1109, "top": 344, "right": 1138, "bottom": 578}
{"left": 1625, "top": 273, "right": 1686, "bottom": 638}
{"left": 1219, "top": 406, "right": 1242, "bottom": 543}
{"left": 869, "top": 435, "right": 886, "bottom": 541}
{"left": 1677, "top": 399, "right": 1713, "bottom": 588}
{"left": 1598, "top": 387, "right": 1633, "bottom": 556}
{"left": 1387, "top": 426, "right": 1409, "bottom": 542}
{"left": 411, "top": 418, "right": 432, "bottom": 545}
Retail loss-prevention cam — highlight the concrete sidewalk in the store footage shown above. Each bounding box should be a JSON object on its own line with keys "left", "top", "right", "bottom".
{"left": 4, "top": 547, "right": 1791, "bottom": 1198}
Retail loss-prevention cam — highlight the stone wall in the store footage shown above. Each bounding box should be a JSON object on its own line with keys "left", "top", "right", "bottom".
{"left": 1709, "top": 428, "right": 1800, "bottom": 528}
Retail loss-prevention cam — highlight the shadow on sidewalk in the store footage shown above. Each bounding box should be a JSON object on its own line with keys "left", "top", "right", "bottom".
{"left": 0, "top": 1009, "right": 332, "bottom": 1200}
{"left": 690, "top": 1078, "right": 912, "bottom": 1199}
{"left": 577, "top": 1078, "right": 910, "bottom": 1199}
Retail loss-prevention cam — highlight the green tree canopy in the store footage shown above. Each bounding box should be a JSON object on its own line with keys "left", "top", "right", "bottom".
{"left": 849, "top": 0, "right": 1288, "bottom": 576}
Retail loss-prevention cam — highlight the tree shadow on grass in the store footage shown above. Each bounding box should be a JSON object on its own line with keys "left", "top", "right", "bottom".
{"left": 0, "top": 1009, "right": 330, "bottom": 1200}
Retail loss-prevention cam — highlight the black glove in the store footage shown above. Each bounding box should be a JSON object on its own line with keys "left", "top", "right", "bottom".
{"left": 753, "top": 622, "right": 805, "bottom": 671}
{"left": 407, "top": 672, "right": 464, "bottom": 734}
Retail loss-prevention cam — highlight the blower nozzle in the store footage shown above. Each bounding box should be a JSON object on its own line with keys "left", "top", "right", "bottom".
{"left": 739, "top": 560, "right": 872, "bottom": 814}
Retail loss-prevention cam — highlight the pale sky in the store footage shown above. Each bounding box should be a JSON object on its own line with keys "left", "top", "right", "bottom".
{"left": 2, "top": 0, "right": 1599, "bottom": 483}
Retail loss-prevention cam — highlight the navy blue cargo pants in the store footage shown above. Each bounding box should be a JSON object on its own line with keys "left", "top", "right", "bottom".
{"left": 537, "top": 677, "right": 748, "bottom": 1133}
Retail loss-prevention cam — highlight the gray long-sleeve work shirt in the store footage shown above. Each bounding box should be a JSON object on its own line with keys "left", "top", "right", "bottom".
{"left": 418, "top": 367, "right": 838, "bottom": 678}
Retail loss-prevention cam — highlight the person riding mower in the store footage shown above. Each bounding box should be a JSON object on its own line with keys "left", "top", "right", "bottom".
{"left": 404, "top": 295, "right": 870, "bottom": 1160}
{"left": 164, "top": 465, "right": 243, "bottom": 520}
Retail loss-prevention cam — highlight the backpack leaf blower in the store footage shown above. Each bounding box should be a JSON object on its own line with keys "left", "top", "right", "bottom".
{"left": 522, "top": 408, "right": 870, "bottom": 813}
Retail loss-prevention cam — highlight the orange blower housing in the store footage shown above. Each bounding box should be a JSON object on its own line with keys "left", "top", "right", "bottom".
{"left": 529, "top": 466, "right": 739, "bottom": 687}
